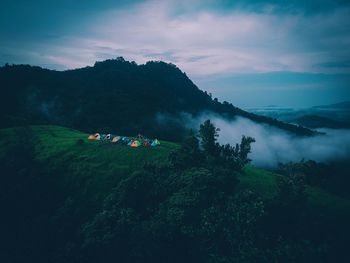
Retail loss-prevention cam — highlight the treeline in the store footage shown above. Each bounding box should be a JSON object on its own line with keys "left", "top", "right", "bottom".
{"left": 0, "top": 58, "right": 314, "bottom": 141}
{"left": 277, "top": 159, "right": 350, "bottom": 199}
{"left": 0, "top": 121, "right": 348, "bottom": 263}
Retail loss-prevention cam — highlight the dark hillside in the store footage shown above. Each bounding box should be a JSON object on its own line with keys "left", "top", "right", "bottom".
{"left": 288, "top": 114, "right": 350, "bottom": 129}
{"left": 0, "top": 58, "right": 314, "bottom": 140}
{"left": 0, "top": 125, "right": 348, "bottom": 262}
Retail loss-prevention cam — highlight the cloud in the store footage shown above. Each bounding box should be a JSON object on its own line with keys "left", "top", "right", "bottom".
{"left": 1, "top": 0, "right": 349, "bottom": 107}
{"left": 181, "top": 113, "right": 350, "bottom": 167}
{"left": 1, "top": 0, "right": 350, "bottom": 76}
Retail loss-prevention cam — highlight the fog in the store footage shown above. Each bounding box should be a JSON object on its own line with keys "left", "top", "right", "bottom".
{"left": 182, "top": 113, "right": 350, "bottom": 168}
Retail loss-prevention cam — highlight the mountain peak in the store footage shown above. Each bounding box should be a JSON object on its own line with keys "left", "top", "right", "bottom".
{"left": 0, "top": 58, "right": 315, "bottom": 139}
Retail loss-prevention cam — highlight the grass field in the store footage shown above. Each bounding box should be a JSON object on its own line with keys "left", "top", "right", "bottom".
{"left": 1, "top": 125, "right": 349, "bottom": 217}
{"left": 0, "top": 125, "right": 178, "bottom": 203}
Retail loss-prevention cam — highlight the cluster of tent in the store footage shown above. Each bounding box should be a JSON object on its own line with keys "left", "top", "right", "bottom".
{"left": 87, "top": 133, "right": 160, "bottom": 147}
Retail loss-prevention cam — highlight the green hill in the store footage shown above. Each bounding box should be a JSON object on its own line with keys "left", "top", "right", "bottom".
{"left": 241, "top": 166, "right": 350, "bottom": 217}
{"left": 1, "top": 125, "right": 349, "bottom": 262}
{"left": 1, "top": 125, "right": 348, "bottom": 215}
{"left": 0, "top": 125, "right": 178, "bottom": 204}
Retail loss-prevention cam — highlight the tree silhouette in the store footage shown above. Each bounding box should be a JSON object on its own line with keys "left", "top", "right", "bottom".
{"left": 199, "top": 119, "right": 220, "bottom": 156}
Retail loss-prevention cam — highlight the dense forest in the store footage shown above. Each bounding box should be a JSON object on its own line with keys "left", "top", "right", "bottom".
{"left": 0, "top": 58, "right": 314, "bottom": 140}
{"left": 1, "top": 122, "right": 349, "bottom": 263}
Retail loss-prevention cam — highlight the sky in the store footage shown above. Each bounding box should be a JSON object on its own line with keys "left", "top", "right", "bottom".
{"left": 1, "top": 0, "right": 350, "bottom": 108}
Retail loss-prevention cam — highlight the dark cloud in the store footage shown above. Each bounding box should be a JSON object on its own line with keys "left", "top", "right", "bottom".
{"left": 212, "top": 0, "right": 350, "bottom": 14}
{"left": 1, "top": 0, "right": 349, "bottom": 107}
{"left": 315, "top": 61, "right": 350, "bottom": 69}
{"left": 0, "top": 0, "right": 141, "bottom": 39}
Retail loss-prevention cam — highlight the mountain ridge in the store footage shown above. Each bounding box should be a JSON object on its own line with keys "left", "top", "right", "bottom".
{"left": 0, "top": 57, "right": 315, "bottom": 140}
{"left": 289, "top": 114, "right": 350, "bottom": 129}
{"left": 312, "top": 101, "right": 350, "bottom": 110}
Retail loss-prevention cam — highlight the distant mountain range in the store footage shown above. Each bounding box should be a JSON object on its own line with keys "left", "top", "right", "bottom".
{"left": 312, "top": 101, "right": 350, "bottom": 110}
{"left": 248, "top": 101, "right": 350, "bottom": 129}
{"left": 0, "top": 58, "right": 314, "bottom": 140}
{"left": 289, "top": 115, "right": 350, "bottom": 129}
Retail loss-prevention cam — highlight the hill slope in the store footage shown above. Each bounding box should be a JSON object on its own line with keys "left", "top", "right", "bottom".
{"left": 1, "top": 125, "right": 347, "bottom": 215}
{"left": 0, "top": 125, "right": 178, "bottom": 203}
{"left": 1, "top": 125, "right": 349, "bottom": 262}
{"left": 0, "top": 58, "right": 314, "bottom": 140}
{"left": 288, "top": 114, "right": 350, "bottom": 129}
{"left": 249, "top": 101, "right": 350, "bottom": 129}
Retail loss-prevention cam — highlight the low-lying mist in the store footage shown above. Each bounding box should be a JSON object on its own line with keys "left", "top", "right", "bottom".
{"left": 179, "top": 113, "right": 350, "bottom": 168}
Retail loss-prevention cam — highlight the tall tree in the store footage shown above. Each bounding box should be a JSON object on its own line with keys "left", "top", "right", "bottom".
{"left": 199, "top": 119, "right": 220, "bottom": 156}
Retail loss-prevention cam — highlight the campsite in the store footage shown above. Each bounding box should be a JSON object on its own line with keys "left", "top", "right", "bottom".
{"left": 1, "top": 124, "right": 350, "bottom": 262}
{"left": 88, "top": 133, "right": 161, "bottom": 147}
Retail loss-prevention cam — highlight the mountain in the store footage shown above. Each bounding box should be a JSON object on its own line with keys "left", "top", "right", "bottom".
{"left": 313, "top": 101, "right": 350, "bottom": 110}
{"left": 289, "top": 114, "right": 350, "bottom": 129}
{"left": 248, "top": 101, "right": 350, "bottom": 129}
{"left": 0, "top": 58, "right": 314, "bottom": 140}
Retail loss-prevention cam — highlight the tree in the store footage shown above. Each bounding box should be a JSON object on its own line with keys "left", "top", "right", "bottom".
{"left": 199, "top": 119, "right": 220, "bottom": 156}
{"left": 173, "top": 121, "right": 256, "bottom": 172}
{"left": 169, "top": 130, "right": 203, "bottom": 169}
{"left": 237, "top": 136, "right": 256, "bottom": 167}
{"left": 277, "top": 162, "right": 306, "bottom": 205}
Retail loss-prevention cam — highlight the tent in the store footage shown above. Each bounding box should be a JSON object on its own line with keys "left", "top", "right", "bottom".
{"left": 88, "top": 133, "right": 159, "bottom": 148}
{"left": 131, "top": 140, "right": 141, "bottom": 147}
{"left": 151, "top": 139, "right": 160, "bottom": 147}
{"left": 111, "top": 136, "right": 120, "bottom": 143}
{"left": 88, "top": 133, "right": 101, "bottom": 140}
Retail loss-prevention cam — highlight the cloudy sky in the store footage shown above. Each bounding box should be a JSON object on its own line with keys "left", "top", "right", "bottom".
{"left": 1, "top": 0, "right": 349, "bottom": 108}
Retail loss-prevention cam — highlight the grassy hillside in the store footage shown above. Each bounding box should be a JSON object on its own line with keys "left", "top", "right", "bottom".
{"left": 0, "top": 125, "right": 178, "bottom": 203}
{"left": 1, "top": 125, "right": 350, "bottom": 262}
{"left": 242, "top": 166, "right": 350, "bottom": 218}
{"left": 1, "top": 125, "right": 349, "bottom": 215}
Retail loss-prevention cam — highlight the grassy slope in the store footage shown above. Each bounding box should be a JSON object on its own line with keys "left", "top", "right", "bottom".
{"left": 1, "top": 125, "right": 349, "bottom": 217}
{"left": 242, "top": 166, "right": 350, "bottom": 218}
{"left": 0, "top": 125, "right": 178, "bottom": 205}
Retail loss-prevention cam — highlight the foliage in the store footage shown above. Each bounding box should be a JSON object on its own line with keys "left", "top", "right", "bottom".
{"left": 0, "top": 125, "right": 349, "bottom": 262}
{"left": 277, "top": 159, "right": 350, "bottom": 198}
{"left": 277, "top": 161, "right": 307, "bottom": 205}
{"left": 0, "top": 58, "right": 315, "bottom": 140}
{"left": 0, "top": 128, "right": 65, "bottom": 263}
{"left": 199, "top": 119, "right": 220, "bottom": 155}
{"left": 81, "top": 167, "right": 262, "bottom": 263}
{"left": 168, "top": 130, "right": 203, "bottom": 169}
{"left": 169, "top": 119, "right": 256, "bottom": 175}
